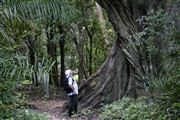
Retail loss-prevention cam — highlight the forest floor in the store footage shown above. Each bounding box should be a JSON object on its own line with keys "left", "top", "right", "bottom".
{"left": 24, "top": 86, "right": 98, "bottom": 120}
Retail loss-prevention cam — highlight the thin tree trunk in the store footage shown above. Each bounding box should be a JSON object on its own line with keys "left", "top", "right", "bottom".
{"left": 72, "top": 35, "right": 87, "bottom": 81}
{"left": 47, "top": 27, "right": 59, "bottom": 87}
{"left": 58, "top": 27, "right": 65, "bottom": 87}
{"left": 71, "top": 25, "right": 87, "bottom": 82}
{"left": 59, "top": 38, "right": 65, "bottom": 87}
{"left": 53, "top": 46, "right": 59, "bottom": 87}
{"left": 26, "top": 36, "right": 38, "bottom": 86}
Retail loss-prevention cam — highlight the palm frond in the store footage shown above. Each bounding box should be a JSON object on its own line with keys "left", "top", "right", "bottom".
{"left": 0, "top": 0, "right": 81, "bottom": 46}
{"left": 2, "top": 0, "right": 81, "bottom": 24}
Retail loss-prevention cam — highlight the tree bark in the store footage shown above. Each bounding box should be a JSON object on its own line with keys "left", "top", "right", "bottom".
{"left": 26, "top": 36, "right": 38, "bottom": 86}
{"left": 79, "top": 40, "right": 137, "bottom": 108}
{"left": 86, "top": 27, "right": 93, "bottom": 75}
{"left": 95, "top": 2, "right": 110, "bottom": 49}
{"left": 59, "top": 31, "right": 65, "bottom": 87}
{"left": 71, "top": 25, "right": 87, "bottom": 82}
{"left": 79, "top": 0, "right": 160, "bottom": 109}
{"left": 47, "top": 27, "right": 59, "bottom": 87}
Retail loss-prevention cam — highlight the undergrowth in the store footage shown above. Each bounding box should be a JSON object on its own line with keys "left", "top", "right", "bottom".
{"left": 99, "top": 97, "right": 157, "bottom": 120}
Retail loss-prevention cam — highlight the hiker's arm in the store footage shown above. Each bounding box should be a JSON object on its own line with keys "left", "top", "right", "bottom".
{"left": 69, "top": 84, "right": 74, "bottom": 90}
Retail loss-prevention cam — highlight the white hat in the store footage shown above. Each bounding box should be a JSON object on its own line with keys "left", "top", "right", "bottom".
{"left": 65, "top": 70, "right": 72, "bottom": 77}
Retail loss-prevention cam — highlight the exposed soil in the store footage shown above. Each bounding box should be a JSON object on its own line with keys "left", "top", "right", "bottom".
{"left": 24, "top": 86, "right": 98, "bottom": 120}
{"left": 29, "top": 99, "right": 71, "bottom": 120}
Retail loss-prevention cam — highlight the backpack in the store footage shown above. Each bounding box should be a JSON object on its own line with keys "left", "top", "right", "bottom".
{"left": 64, "top": 76, "right": 74, "bottom": 93}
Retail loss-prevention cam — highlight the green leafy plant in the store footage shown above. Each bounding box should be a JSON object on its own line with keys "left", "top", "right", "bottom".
{"left": 35, "top": 58, "right": 55, "bottom": 98}
{"left": 100, "top": 7, "right": 179, "bottom": 120}
{"left": 127, "top": 8, "right": 179, "bottom": 120}
{"left": 0, "top": 55, "right": 31, "bottom": 119}
{"left": 15, "top": 109, "right": 49, "bottom": 120}
{"left": 99, "top": 97, "right": 158, "bottom": 120}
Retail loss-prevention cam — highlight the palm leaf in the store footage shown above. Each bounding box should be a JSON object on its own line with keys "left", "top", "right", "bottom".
{"left": 0, "top": 0, "right": 81, "bottom": 46}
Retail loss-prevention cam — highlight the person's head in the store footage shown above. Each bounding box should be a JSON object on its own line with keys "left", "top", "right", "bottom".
{"left": 65, "top": 69, "right": 73, "bottom": 77}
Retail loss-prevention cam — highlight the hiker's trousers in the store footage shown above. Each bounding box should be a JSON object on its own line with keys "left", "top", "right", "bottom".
{"left": 68, "top": 94, "right": 78, "bottom": 116}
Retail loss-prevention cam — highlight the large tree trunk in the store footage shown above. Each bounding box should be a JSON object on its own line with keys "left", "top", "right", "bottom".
{"left": 80, "top": 41, "right": 137, "bottom": 108}
{"left": 79, "top": 0, "right": 163, "bottom": 109}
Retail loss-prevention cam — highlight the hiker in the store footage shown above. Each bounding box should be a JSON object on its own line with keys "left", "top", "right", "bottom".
{"left": 65, "top": 70, "right": 78, "bottom": 117}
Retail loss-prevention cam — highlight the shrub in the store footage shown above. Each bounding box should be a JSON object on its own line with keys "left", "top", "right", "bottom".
{"left": 127, "top": 7, "right": 179, "bottom": 120}
{"left": 15, "top": 109, "right": 49, "bottom": 120}
{"left": 99, "top": 97, "right": 158, "bottom": 120}
{"left": 0, "top": 56, "right": 29, "bottom": 119}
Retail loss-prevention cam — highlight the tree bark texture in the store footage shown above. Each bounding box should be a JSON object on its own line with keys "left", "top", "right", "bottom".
{"left": 71, "top": 24, "right": 87, "bottom": 82}
{"left": 26, "top": 36, "right": 38, "bottom": 86}
{"left": 59, "top": 37, "right": 65, "bottom": 87}
{"left": 79, "top": 0, "right": 165, "bottom": 109}
{"left": 86, "top": 27, "right": 93, "bottom": 75}
{"left": 95, "top": 2, "right": 110, "bottom": 49}
{"left": 80, "top": 41, "right": 137, "bottom": 108}
{"left": 47, "top": 28, "right": 59, "bottom": 87}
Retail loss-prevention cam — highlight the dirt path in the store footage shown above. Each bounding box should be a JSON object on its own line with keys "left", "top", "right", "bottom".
{"left": 29, "top": 99, "right": 79, "bottom": 120}
{"left": 24, "top": 87, "right": 75, "bottom": 119}
{"left": 29, "top": 99, "right": 99, "bottom": 120}
{"left": 25, "top": 87, "right": 98, "bottom": 120}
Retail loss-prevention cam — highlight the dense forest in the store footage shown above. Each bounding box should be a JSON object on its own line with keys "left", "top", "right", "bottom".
{"left": 0, "top": 0, "right": 179, "bottom": 120}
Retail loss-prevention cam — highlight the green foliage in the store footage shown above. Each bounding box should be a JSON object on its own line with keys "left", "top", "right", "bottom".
{"left": 0, "top": 39, "right": 50, "bottom": 119}
{"left": 0, "top": 53, "right": 31, "bottom": 119}
{"left": 0, "top": 12, "right": 47, "bottom": 118}
{"left": 0, "top": 0, "right": 81, "bottom": 25}
{"left": 131, "top": 8, "right": 179, "bottom": 90}
{"left": 82, "top": 7, "right": 114, "bottom": 74}
{"left": 0, "top": 93, "right": 27, "bottom": 119}
{"left": 0, "top": 0, "right": 80, "bottom": 93}
{"left": 85, "top": 18, "right": 107, "bottom": 73}
{"left": 99, "top": 97, "right": 158, "bottom": 120}
{"left": 99, "top": 97, "right": 179, "bottom": 120}
{"left": 35, "top": 58, "right": 55, "bottom": 98}
{"left": 15, "top": 109, "right": 48, "bottom": 120}
{"left": 79, "top": 108, "right": 98, "bottom": 119}
{"left": 21, "top": 80, "right": 32, "bottom": 85}
{"left": 74, "top": 74, "right": 79, "bottom": 81}
{"left": 127, "top": 8, "right": 179, "bottom": 120}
